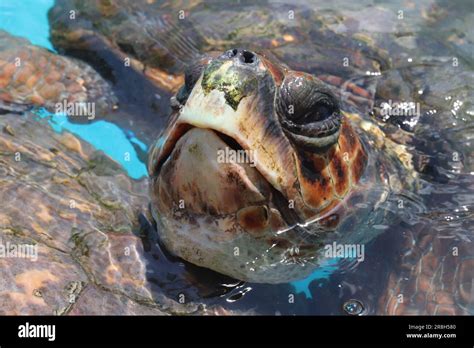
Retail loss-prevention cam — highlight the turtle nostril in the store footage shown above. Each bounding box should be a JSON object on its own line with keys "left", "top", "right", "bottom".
{"left": 223, "top": 48, "right": 238, "bottom": 58}
{"left": 222, "top": 49, "right": 257, "bottom": 64}
{"left": 241, "top": 50, "right": 255, "bottom": 64}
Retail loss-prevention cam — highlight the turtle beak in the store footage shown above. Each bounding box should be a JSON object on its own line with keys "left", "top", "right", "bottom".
{"left": 152, "top": 127, "right": 272, "bottom": 216}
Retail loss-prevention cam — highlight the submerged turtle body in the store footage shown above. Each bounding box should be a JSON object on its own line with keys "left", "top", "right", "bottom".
{"left": 0, "top": 2, "right": 472, "bottom": 315}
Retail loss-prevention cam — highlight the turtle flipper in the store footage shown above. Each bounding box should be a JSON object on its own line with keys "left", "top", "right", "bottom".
{"left": 0, "top": 30, "right": 116, "bottom": 114}
{"left": 378, "top": 224, "right": 474, "bottom": 315}
{"left": 48, "top": 26, "right": 184, "bottom": 95}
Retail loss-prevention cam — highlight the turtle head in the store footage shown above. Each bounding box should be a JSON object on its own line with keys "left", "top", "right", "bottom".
{"left": 147, "top": 49, "right": 367, "bottom": 282}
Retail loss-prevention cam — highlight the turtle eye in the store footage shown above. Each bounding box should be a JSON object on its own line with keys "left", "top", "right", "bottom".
{"left": 276, "top": 71, "right": 341, "bottom": 149}
{"left": 175, "top": 55, "right": 214, "bottom": 105}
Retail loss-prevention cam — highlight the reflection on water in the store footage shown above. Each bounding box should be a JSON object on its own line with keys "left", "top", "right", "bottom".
{"left": 0, "top": 0, "right": 472, "bottom": 315}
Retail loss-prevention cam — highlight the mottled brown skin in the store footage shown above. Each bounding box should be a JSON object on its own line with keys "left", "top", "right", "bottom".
{"left": 295, "top": 120, "right": 367, "bottom": 213}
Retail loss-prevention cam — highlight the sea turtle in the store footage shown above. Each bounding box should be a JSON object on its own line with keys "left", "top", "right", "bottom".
{"left": 0, "top": 0, "right": 472, "bottom": 315}
{"left": 146, "top": 47, "right": 400, "bottom": 284}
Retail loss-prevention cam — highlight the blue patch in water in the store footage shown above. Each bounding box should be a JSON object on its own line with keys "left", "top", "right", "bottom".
{"left": 35, "top": 108, "right": 148, "bottom": 180}
{"left": 290, "top": 259, "right": 339, "bottom": 299}
{"left": 0, "top": 0, "right": 55, "bottom": 51}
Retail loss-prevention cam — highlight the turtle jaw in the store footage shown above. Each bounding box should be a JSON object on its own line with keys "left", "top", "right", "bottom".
{"left": 153, "top": 126, "right": 274, "bottom": 217}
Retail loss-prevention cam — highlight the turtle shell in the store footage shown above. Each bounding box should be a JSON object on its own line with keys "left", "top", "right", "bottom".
{"left": 0, "top": 111, "right": 233, "bottom": 315}
{"left": 0, "top": 30, "right": 116, "bottom": 113}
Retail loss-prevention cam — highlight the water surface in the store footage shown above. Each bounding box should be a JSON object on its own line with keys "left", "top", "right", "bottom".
{"left": 0, "top": 0, "right": 472, "bottom": 315}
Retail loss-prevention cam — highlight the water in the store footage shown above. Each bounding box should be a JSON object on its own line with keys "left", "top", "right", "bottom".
{"left": 0, "top": 0, "right": 472, "bottom": 315}
{"left": 35, "top": 108, "right": 148, "bottom": 179}
{"left": 0, "top": 0, "right": 54, "bottom": 50}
